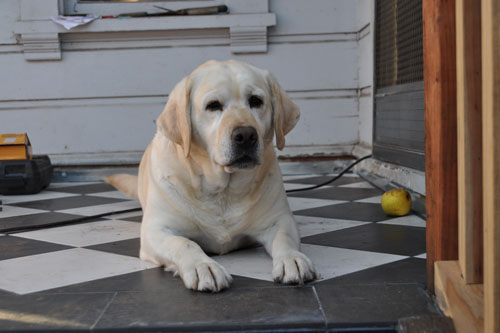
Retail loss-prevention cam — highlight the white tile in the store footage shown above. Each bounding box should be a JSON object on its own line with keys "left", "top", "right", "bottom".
{"left": 355, "top": 195, "right": 383, "bottom": 204}
{"left": 282, "top": 175, "right": 312, "bottom": 181}
{"left": 378, "top": 215, "right": 426, "bottom": 228}
{"left": 290, "top": 173, "right": 352, "bottom": 178}
{"left": 301, "top": 244, "right": 408, "bottom": 281}
{"left": 294, "top": 215, "right": 370, "bottom": 237}
{"left": 0, "top": 248, "right": 157, "bottom": 294}
{"left": 0, "top": 191, "right": 79, "bottom": 205}
{"left": 282, "top": 173, "right": 357, "bottom": 183}
{"left": 86, "top": 190, "right": 132, "bottom": 200}
{"left": 16, "top": 219, "right": 141, "bottom": 247}
{"left": 0, "top": 205, "right": 47, "bottom": 219}
{"left": 212, "top": 244, "right": 407, "bottom": 282}
{"left": 414, "top": 253, "right": 427, "bottom": 259}
{"left": 284, "top": 183, "right": 316, "bottom": 191}
{"left": 56, "top": 200, "right": 141, "bottom": 216}
{"left": 339, "top": 182, "right": 375, "bottom": 189}
{"left": 288, "top": 197, "right": 344, "bottom": 211}
{"left": 342, "top": 173, "right": 360, "bottom": 178}
{"left": 212, "top": 247, "right": 272, "bottom": 281}
{"left": 47, "top": 182, "right": 100, "bottom": 189}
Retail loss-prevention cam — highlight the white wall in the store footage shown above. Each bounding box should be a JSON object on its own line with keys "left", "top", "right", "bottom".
{"left": 357, "top": 0, "right": 374, "bottom": 147}
{"left": 0, "top": 0, "right": 374, "bottom": 165}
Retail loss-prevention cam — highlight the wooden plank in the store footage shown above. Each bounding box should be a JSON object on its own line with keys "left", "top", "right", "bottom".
{"left": 423, "top": 0, "right": 459, "bottom": 293}
{"left": 434, "top": 261, "right": 484, "bottom": 332}
{"left": 456, "top": 0, "right": 483, "bottom": 284}
{"left": 481, "top": 0, "right": 500, "bottom": 331}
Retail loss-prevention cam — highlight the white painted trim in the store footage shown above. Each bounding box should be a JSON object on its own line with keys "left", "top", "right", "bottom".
{"left": 352, "top": 144, "right": 426, "bottom": 196}
{"left": 268, "top": 32, "right": 358, "bottom": 44}
{"left": 277, "top": 145, "right": 355, "bottom": 159}
{"left": 230, "top": 25, "right": 267, "bottom": 53}
{"left": 49, "top": 151, "right": 144, "bottom": 166}
{"left": 0, "top": 95, "right": 168, "bottom": 110}
{"left": 15, "top": 14, "right": 276, "bottom": 35}
{"left": 0, "top": 89, "right": 360, "bottom": 109}
{"left": 62, "top": 0, "right": 269, "bottom": 16}
{"left": 54, "top": 31, "right": 358, "bottom": 53}
{"left": 21, "top": 33, "right": 61, "bottom": 61}
{"left": 15, "top": 0, "right": 276, "bottom": 60}
{"left": 49, "top": 144, "right": 356, "bottom": 166}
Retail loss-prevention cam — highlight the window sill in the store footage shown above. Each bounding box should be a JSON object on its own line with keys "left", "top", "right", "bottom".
{"left": 15, "top": 11, "right": 276, "bottom": 61}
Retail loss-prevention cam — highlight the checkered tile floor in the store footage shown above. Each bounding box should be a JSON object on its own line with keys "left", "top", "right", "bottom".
{"left": 0, "top": 173, "right": 440, "bottom": 332}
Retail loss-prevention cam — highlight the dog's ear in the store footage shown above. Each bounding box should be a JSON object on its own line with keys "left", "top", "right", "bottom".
{"left": 267, "top": 72, "right": 300, "bottom": 150}
{"left": 157, "top": 77, "right": 193, "bottom": 157}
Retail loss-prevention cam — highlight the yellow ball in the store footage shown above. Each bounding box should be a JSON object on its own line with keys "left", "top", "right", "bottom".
{"left": 381, "top": 189, "right": 412, "bottom": 216}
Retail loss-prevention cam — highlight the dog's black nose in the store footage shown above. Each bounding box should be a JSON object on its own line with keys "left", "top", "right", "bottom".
{"left": 232, "top": 126, "right": 258, "bottom": 149}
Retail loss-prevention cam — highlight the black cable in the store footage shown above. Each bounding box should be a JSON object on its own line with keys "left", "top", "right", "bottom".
{"left": 285, "top": 155, "right": 372, "bottom": 193}
{"left": 4, "top": 155, "right": 371, "bottom": 234}
{"left": 3, "top": 207, "right": 143, "bottom": 234}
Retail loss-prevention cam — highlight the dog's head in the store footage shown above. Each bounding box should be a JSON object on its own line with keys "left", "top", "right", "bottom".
{"left": 157, "top": 60, "right": 300, "bottom": 172}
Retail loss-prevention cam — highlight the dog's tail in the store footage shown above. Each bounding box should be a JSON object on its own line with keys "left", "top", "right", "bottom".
{"left": 105, "top": 174, "right": 139, "bottom": 200}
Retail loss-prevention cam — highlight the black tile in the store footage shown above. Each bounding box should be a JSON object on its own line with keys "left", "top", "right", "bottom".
{"left": 302, "top": 223, "right": 426, "bottom": 256}
{"left": 230, "top": 275, "right": 277, "bottom": 289}
{"left": 11, "top": 195, "right": 128, "bottom": 211}
{"left": 45, "top": 267, "right": 184, "bottom": 293}
{"left": 0, "top": 291, "right": 114, "bottom": 331}
{"left": 294, "top": 202, "right": 391, "bottom": 222}
{"left": 398, "top": 315, "right": 455, "bottom": 332}
{"left": 316, "top": 258, "right": 426, "bottom": 286}
{"left": 45, "top": 267, "right": 275, "bottom": 294}
{"left": 287, "top": 186, "right": 382, "bottom": 201}
{"left": 285, "top": 175, "right": 363, "bottom": 186}
{"left": 0, "top": 212, "right": 89, "bottom": 233}
{"left": 0, "top": 235, "right": 72, "bottom": 260}
{"left": 315, "top": 283, "right": 440, "bottom": 328}
{"left": 94, "top": 286, "right": 324, "bottom": 331}
{"left": 85, "top": 238, "right": 141, "bottom": 258}
{"left": 51, "top": 183, "right": 116, "bottom": 194}
{"left": 121, "top": 215, "right": 143, "bottom": 222}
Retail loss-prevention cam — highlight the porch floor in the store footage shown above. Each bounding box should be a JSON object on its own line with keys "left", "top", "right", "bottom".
{"left": 0, "top": 171, "right": 440, "bottom": 332}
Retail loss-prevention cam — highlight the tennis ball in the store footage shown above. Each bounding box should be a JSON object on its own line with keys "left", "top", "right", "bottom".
{"left": 381, "top": 189, "right": 412, "bottom": 216}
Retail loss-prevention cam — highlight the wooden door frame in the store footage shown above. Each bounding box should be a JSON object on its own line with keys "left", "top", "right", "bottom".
{"left": 423, "top": 0, "right": 459, "bottom": 293}
{"left": 424, "top": 0, "right": 500, "bottom": 330}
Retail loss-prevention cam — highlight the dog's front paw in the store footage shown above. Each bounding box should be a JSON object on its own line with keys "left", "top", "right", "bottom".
{"left": 272, "top": 251, "right": 317, "bottom": 285}
{"left": 180, "top": 259, "right": 232, "bottom": 292}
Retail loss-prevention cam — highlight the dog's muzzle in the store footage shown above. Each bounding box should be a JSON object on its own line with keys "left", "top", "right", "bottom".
{"left": 228, "top": 126, "right": 259, "bottom": 169}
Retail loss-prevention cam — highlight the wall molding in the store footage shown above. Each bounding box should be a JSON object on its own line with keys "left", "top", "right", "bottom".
{"left": 55, "top": 31, "right": 358, "bottom": 53}
{"left": 21, "top": 33, "right": 61, "bottom": 61}
{"left": 0, "top": 95, "right": 168, "bottom": 111}
{"left": 49, "top": 144, "right": 356, "bottom": 166}
{"left": 0, "top": 87, "right": 365, "bottom": 111}
{"left": 230, "top": 25, "right": 267, "bottom": 53}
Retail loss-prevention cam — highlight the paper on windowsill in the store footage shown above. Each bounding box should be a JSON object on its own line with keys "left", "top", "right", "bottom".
{"left": 50, "top": 15, "right": 99, "bottom": 30}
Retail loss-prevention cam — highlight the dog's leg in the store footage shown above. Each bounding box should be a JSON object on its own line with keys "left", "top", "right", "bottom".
{"left": 258, "top": 215, "right": 317, "bottom": 284}
{"left": 141, "top": 219, "right": 232, "bottom": 292}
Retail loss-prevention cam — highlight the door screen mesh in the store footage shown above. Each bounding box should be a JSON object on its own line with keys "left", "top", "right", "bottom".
{"left": 374, "top": 0, "right": 425, "bottom": 171}
{"left": 375, "top": 0, "right": 423, "bottom": 88}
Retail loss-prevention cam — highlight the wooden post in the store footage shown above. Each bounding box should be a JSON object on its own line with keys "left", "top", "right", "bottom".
{"left": 423, "top": 0, "right": 458, "bottom": 293}
{"left": 456, "top": 0, "right": 483, "bottom": 284}
{"left": 481, "top": 0, "right": 500, "bottom": 330}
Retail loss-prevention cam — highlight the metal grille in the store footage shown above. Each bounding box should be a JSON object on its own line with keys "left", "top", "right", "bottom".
{"left": 375, "top": 0, "right": 423, "bottom": 88}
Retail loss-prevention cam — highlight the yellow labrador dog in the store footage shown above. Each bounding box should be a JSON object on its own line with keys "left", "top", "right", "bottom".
{"left": 106, "top": 60, "right": 316, "bottom": 292}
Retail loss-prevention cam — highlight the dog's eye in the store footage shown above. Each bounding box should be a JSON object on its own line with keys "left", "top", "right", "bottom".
{"left": 248, "top": 95, "right": 263, "bottom": 108}
{"left": 206, "top": 101, "right": 223, "bottom": 112}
